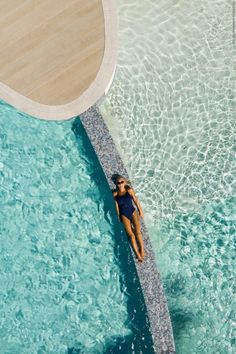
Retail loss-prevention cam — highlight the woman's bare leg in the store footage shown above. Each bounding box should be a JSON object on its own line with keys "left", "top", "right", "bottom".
{"left": 121, "top": 214, "right": 143, "bottom": 261}
{"left": 132, "top": 210, "right": 145, "bottom": 259}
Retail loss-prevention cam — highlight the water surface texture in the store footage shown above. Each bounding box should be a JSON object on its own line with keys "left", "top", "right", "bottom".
{"left": 0, "top": 101, "right": 153, "bottom": 353}
{"left": 100, "top": 0, "right": 236, "bottom": 353}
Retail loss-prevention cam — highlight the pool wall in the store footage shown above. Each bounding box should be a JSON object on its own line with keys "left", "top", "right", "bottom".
{"left": 80, "top": 106, "right": 176, "bottom": 354}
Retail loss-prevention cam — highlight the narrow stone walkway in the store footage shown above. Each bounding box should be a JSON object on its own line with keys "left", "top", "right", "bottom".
{"left": 80, "top": 105, "right": 176, "bottom": 354}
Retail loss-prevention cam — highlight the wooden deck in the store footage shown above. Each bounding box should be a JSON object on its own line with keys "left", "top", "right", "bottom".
{"left": 0, "top": 0, "right": 105, "bottom": 106}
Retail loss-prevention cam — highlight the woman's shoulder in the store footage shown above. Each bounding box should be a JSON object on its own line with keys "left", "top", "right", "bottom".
{"left": 126, "top": 186, "right": 134, "bottom": 194}
{"left": 112, "top": 190, "right": 118, "bottom": 197}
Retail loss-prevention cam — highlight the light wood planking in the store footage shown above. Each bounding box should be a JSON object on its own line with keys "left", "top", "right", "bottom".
{"left": 0, "top": 0, "right": 105, "bottom": 105}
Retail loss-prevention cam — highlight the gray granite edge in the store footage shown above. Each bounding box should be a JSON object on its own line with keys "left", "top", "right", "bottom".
{"left": 80, "top": 106, "right": 176, "bottom": 354}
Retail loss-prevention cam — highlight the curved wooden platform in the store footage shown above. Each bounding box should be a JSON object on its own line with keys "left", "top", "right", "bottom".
{"left": 0, "top": 0, "right": 117, "bottom": 120}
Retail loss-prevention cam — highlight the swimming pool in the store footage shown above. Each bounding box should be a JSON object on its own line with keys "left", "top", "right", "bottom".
{"left": 0, "top": 100, "right": 154, "bottom": 353}
{"left": 99, "top": 0, "right": 236, "bottom": 352}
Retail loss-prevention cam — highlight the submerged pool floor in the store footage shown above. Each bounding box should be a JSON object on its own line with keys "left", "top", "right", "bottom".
{"left": 0, "top": 101, "right": 153, "bottom": 353}
{"left": 152, "top": 196, "right": 236, "bottom": 353}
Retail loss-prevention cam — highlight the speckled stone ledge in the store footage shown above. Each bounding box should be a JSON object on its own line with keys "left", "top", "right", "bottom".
{"left": 80, "top": 106, "right": 176, "bottom": 354}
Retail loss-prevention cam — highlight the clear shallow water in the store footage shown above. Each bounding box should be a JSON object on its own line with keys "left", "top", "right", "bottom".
{"left": 150, "top": 196, "right": 236, "bottom": 353}
{"left": 99, "top": 0, "right": 236, "bottom": 352}
{"left": 0, "top": 100, "right": 154, "bottom": 353}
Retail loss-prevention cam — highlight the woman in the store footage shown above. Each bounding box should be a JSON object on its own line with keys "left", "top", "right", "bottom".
{"left": 113, "top": 175, "right": 145, "bottom": 262}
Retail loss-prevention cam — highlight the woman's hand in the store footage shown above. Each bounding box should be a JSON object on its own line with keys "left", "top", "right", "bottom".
{"left": 139, "top": 210, "right": 144, "bottom": 219}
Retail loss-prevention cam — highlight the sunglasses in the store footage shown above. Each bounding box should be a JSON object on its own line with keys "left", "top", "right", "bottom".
{"left": 117, "top": 180, "right": 124, "bottom": 185}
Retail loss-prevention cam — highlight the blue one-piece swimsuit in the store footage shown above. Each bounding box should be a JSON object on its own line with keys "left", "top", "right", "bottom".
{"left": 115, "top": 191, "right": 135, "bottom": 220}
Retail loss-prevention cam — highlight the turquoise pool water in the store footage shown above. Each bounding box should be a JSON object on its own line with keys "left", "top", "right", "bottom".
{"left": 99, "top": 0, "right": 236, "bottom": 352}
{"left": 0, "top": 100, "right": 154, "bottom": 353}
{"left": 150, "top": 196, "right": 236, "bottom": 353}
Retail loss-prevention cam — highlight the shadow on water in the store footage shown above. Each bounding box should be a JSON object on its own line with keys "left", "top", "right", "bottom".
{"left": 70, "top": 117, "right": 155, "bottom": 353}
{"left": 169, "top": 306, "right": 194, "bottom": 345}
{"left": 163, "top": 271, "right": 195, "bottom": 346}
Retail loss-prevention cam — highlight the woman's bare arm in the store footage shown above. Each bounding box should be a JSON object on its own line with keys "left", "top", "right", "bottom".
{"left": 128, "top": 188, "right": 144, "bottom": 218}
{"left": 113, "top": 191, "right": 121, "bottom": 221}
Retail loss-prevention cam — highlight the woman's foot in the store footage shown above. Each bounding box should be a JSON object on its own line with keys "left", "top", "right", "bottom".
{"left": 137, "top": 253, "right": 143, "bottom": 262}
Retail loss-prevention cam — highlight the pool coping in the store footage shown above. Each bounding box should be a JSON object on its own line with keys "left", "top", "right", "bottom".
{"left": 0, "top": 0, "right": 117, "bottom": 121}
{"left": 80, "top": 106, "right": 176, "bottom": 354}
